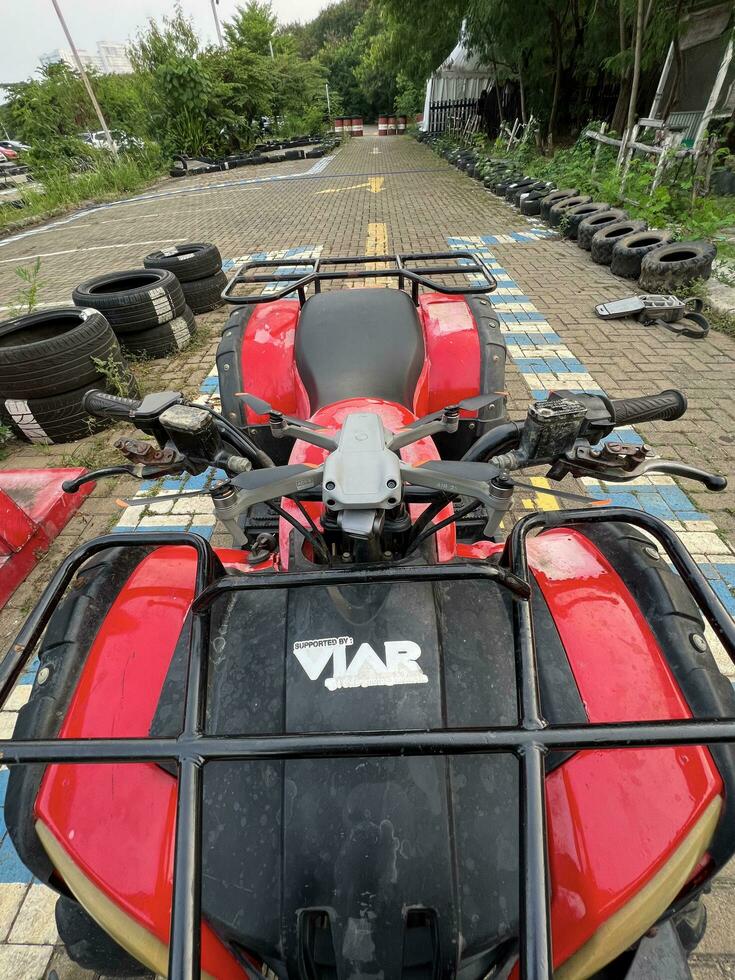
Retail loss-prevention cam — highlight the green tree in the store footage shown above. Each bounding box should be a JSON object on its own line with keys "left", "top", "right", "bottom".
{"left": 127, "top": 4, "right": 199, "bottom": 73}
{"left": 224, "top": 2, "right": 278, "bottom": 56}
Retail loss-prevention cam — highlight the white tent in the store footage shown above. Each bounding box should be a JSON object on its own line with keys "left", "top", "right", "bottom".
{"left": 421, "top": 24, "right": 494, "bottom": 131}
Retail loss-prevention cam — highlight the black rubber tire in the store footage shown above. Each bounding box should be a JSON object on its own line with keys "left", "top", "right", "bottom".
{"left": 639, "top": 239, "right": 717, "bottom": 291}
{"left": 72, "top": 269, "right": 186, "bottom": 335}
{"left": 505, "top": 177, "right": 536, "bottom": 202}
{"left": 181, "top": 269, "right": 228, "bottom": 314}
{"left": 512, "top": 181, "right": 547, "bottom": 206}
{"left": 120, "top": 306, "right": 197, "bottom": 359}
{"left": 577, "top": 209, "right": 629, "bottom": 251}
{"left": 142, "top": 243, "right": 221, "bottom": 282}
{"left": 561, "top": 202, "right": 610, "bottom": 240}
{"left": 610, "top": 229, "right": 677, "bottom": 279}
{"left": 0, "top": 375, "right": 139, "bottom": 444}
{"left": 305, "top": 148, "right": 326, "bottom": 158}
{"left": 520, "top": 197, "right": 543, "bottom": 216}
{"left": 56, "top": 895, "right": 152, "bottom": 977}
{"left": 284, "top": 148, "right": 304, "bottom": 160}
{"left": 494, "top": 175, "right": 523, "bottom": 195}
{"left": 0, "top": 308, "right": 126, "bottom": 399}
{"left": 673, "top": 897, "right": 707, "bottom": 954}
{"left": 549, "top": 195, "right": 593, "bottom": 228}
{"left": 540, "top": 189, "right": 578, "bottom": 222}
{"left": 591, "top": 219, "right": 648, "bottom": 265}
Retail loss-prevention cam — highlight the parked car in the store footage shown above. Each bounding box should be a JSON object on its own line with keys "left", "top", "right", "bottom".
{"left": 0, "top": 144, "right": 18, "bottom": 161}
{"left": 78, "top": 130, "right": 144, "bottom": 153}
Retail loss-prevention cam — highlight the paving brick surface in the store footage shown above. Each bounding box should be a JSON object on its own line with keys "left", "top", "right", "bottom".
{"left": 0, "top": 135, "right": 734, "bottom": 976}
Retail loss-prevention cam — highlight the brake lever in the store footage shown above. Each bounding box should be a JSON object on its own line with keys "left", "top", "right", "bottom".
{"left": 555, "top": 444, "right": 727, "bottom": 492}
{"left": 62, "top": 463, "right": 184, "bottom": 494}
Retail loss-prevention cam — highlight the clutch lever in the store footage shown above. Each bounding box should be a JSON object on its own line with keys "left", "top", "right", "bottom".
{"left": 62, "top": 462, "right": 184, "bottom": 494}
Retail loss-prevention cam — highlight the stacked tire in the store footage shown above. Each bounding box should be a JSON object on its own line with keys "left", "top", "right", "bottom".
{"left": 0, "top": 308, "right": 138, "bottom": 444}
{"left": 72, "top": 268, "right": 197, "bottom": 359}
{"left": 143, "top": 243, "right": 226, "bottom": 315}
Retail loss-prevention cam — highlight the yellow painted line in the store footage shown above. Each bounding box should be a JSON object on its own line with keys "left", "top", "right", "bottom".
{"left": 365, "top": 222, "right": 388, "bottom": 285}
{"left": 366, "top": 221, "right": 388, "bottom": 256}
{"left": 530, "top": 476, "right": 560, "bottom": 511}
{"left": 317, "top": 176, "right": 384, "bottom": 195}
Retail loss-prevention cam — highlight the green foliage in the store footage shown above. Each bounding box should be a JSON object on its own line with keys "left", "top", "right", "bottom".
{"left": 12, "top": 259, "right": 44, "bottom": 315}
{"left": 394, "top": 73, "right": 422, "bottom": 118}
{"left": 225, "top": 2, "right": 278, "bottom": 56}
{"left": 0, "top": 148, "right": 165, "bottom": 235}
{"left": 483, "top": 132, "right": 735, "bottom": 267}
{"left": 128, "top": 5, "right": 199, "bottom": 73}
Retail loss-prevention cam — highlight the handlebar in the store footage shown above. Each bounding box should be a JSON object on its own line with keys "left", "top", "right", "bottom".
{"left": 608, "top": 389, "right": 687, "bottom": 426}
{"left": 83, "top": 389, "right": 142, "bottom": 419}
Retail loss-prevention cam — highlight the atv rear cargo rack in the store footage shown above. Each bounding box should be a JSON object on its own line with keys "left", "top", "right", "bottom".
{"left": 1, "top": 508, "right": 735, "bottom": 979}
{"left": 221, "top": 251, "right": 497, "bottom": 306}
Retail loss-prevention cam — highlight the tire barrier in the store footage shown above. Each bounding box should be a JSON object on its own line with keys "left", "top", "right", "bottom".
{"left": 144, "top": 241, "right": 228, "bottom": 316}
{"left": 639, "top": 241, "right": 717, "bottom": 293}
{"left": 417, "top": 134, "right": 718, "bottom": 295}
{"left": 577, "top": 209, "right": 630, "bottom": 251}
{"left": 73, "top": 268, "right": 197, "bottom": 359}
{"left": 591, "top": 220, "right": 649, "bottom": 266}
{"left": 0, "top": 307, "right": 138, "bottom": 444}
{"left": 610, "top": 230, "right": 676, "bottom": 279}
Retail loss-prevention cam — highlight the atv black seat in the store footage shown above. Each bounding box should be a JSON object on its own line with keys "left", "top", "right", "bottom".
{"left": 295, "top": 288, "right": 425, "bottom": 411}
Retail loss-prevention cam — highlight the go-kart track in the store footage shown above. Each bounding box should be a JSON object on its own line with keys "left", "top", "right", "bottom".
{"left": 0, "top": 131, "right": 734, "bottom": 979}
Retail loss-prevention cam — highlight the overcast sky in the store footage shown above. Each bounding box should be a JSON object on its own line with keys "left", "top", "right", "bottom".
{"left": 3, "top": 0, "right": 332, "bottom": 84}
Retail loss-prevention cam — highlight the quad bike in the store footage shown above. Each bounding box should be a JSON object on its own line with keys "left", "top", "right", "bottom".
{"left": 3, "top": 257, "right": 735, "bottom": 980}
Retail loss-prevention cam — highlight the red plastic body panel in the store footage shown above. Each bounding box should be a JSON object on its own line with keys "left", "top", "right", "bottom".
{"left": 418, "top": 294, "right": 482, "bottom": 415}
{"left": 35, "top": 531, "right": 722, "bottom": 976}
{"left": 0, "top": 469, "right": 93, "bottom": 610}
{"left": 237, "top": 299, "right": 302, "bottom": 425}
{"left": 236, "top": 293, "right": 483, "bottom": 422}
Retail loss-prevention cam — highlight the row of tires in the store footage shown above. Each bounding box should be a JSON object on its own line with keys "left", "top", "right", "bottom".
{"left": 428, "top": 141, "right": 717, "bottom": 293}
{"left": 170, "top": 136, "right": 338, "bottom": 177}
{"left": 0, "top": 241, "right": 229, "bottom": 444}
{"left": 0, "top": 307, "right": 139, "bottom": 444}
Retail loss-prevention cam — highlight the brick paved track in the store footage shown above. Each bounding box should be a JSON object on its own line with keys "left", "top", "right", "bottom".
{"left": 0, "top": 133, "right": 734, "bottom": 978}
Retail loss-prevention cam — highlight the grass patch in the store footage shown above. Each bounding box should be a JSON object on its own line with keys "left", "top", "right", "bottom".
{"left": 0, "top": 150, "right": 165, "bottom": 236}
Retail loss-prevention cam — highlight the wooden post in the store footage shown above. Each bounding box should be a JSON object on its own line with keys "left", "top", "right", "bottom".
{"left": 651, "top": 131, "right": 679, "bottom": 191}
{"left": 694, "top": 36, "right": 734, "bottom": 147}
{"left": 620, "top": 123, "right": 640, "bottom": 181}
{"left": 592, "top": 122, "right": 608, "bottom": 174}
{"left": 649, "top": 41, "right": 674, "bottom": 119}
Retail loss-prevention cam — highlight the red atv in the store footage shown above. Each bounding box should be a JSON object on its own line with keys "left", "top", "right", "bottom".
{"left": 3, "top": 255, "right": 735, "bottom": 980}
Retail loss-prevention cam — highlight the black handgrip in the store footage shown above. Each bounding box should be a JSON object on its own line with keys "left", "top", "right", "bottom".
{"left": 82, "top": 389, "right": 142, "bottom": 419}
{"left": 609, "top": 389, "right": 687, "bottom": 426}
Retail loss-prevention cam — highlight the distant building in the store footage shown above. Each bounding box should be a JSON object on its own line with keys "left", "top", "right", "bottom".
{"left": 41, "top": 47, "right": 104, "bottom": 73}
{"left": 97, "top": 42, "right": 133, "bottom": 75}
{"left": 41, "top": 41, "right": 132, "bottom": 76}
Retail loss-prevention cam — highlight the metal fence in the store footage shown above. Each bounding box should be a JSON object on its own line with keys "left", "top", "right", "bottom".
{"left": 427, "top": 99, "right": 479, "bottom": 135}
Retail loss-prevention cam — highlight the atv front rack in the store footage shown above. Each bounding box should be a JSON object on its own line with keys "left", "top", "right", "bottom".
{"left": 2, "top": 510, "right": 735, "bottom": 980}
{"left": 222, "top": 251, "right": 497, "bottom": 306}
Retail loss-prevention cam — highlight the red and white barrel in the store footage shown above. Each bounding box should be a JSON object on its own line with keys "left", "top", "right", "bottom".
{"left": 397, "top": 115, "right": 407, "bottom": 134}
{"left": 352, "top": 117, "right": 363, "bottom": 136}
{"left": 378, "top": 115, "right": 388, "bottom": 136}
{"left": 387, "top": 115, "right": 397, "bottom": 135}
{"left": 334, "top": 117, "right": 344, "bottom": 136}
